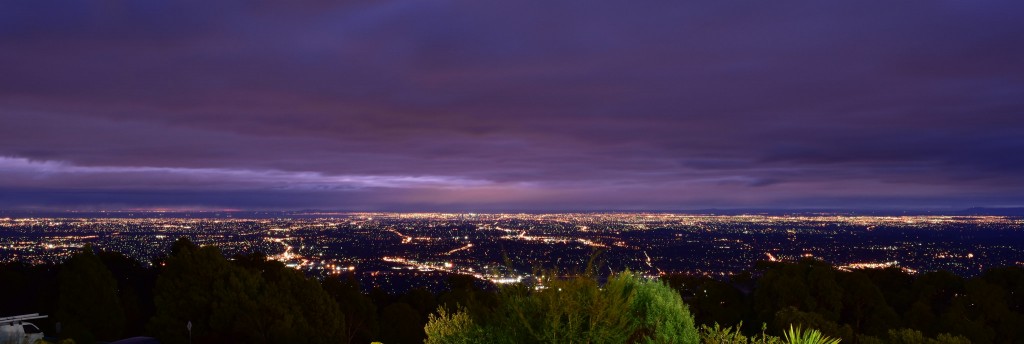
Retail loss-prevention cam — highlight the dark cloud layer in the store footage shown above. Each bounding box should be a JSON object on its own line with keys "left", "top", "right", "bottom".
{"left": 2, "top": 1, "right": 1023, "bottom": 210}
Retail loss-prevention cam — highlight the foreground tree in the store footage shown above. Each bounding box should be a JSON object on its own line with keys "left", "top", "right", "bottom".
{"left": 148, "top": 238, "right": 344, "bottom": 344}
{"left": 97, "top": 250, "right": 158, "bottom": 337}
{"left": 425, "top": 271, "right": 699, "bottom": 344}
{"left": 662, "top": 274, "right": 747, "bottom": 327}
{"left": 57, "top": 245, "right": 126, "bottom": 343}
{"left": 323, "top": 276, "right": 379, "bottom": 343}
{"left": 887, "top": 328, "right": 971, "bottom": 344}
{"left": 379, "top": 302, "right": 425, "bottom": 343}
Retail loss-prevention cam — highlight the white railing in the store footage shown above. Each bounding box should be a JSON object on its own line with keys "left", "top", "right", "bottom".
{"left": 0, "top": 313, "right": 47, "bottom": 325}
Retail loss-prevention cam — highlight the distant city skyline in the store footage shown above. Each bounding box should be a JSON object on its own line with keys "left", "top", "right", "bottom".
{"left": 2, "top": 1, "right": 1023, "bottom": 210}
{"left": 4, "top": 213, "right": 1020, "bottom": 288}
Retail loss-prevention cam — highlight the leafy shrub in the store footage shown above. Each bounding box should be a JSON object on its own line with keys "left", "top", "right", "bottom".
{"left": 424, "top": 271, "right": 699, "bottom": 343}
{"left": 700, "top": 322, "right": 782, "bottom": 344}
{"left": 888, "top": 328, "right": 972, "bottom": 344}
{"left": 783, "top": 325, "right": 841, "bottom": 344}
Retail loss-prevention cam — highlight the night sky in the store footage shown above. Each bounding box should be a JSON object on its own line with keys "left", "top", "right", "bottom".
{"left": 2, "top": 1, "right": 1023, "bottom": 211}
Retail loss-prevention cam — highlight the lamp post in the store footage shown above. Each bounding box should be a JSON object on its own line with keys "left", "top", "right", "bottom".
{"left": 187, "top": 321, "right": 192, "bottom": 344}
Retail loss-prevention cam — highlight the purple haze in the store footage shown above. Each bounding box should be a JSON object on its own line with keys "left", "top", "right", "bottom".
{"left": 1, "top": 1, "right": 1023, "bottom": 211}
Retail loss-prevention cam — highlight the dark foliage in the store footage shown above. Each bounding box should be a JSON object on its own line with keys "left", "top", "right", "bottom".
{"left": 667, "top": 260, "right": 1024, "bottom": 344}
{"left": 148, "top": 238, "right": 344, "bottom": 344}
{"left": 6, "top": 242, "right": 1023, "bottom": 344}
{"left": 425, "top": 272, "right": 700, "bottom": 344}
{"left": 322, "top": 276, "right": 379, "bottom": 343}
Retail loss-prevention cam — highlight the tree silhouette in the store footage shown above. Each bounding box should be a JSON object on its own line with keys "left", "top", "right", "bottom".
{"left": 425, "top": 271, "right": 699, "bottom": 343}
{"left": 57, "top": 245, "right": 126, "bottom": 343}
{"left": 839, "top": 272, "right": 899, "bottom": 337}
{"left": 323, "top": 275, "right": 378, "bottom": 343}
{"left": 662, "top": 274, "right": 746, "bottom": 327}
{"left": 97, "top": 250, "right": 157, "bottom": 337}
{"left": 148, "top": 238, "right": 344, "bottom": 344}
{"left": 379, "top": 302, "right": 425, "bottom": 343}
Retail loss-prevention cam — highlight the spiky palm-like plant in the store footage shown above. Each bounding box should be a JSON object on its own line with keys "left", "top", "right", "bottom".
{"left": 782, "top": 325, "right": 841, "bottom": 344}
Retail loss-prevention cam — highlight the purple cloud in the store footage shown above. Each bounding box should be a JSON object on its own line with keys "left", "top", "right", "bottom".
{"left": 1, "top": 1, "right": 1023, "bottom": 210}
